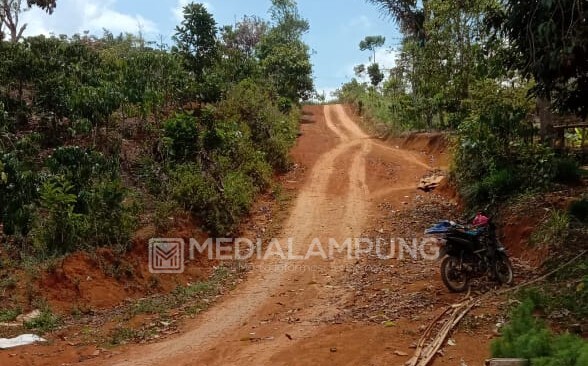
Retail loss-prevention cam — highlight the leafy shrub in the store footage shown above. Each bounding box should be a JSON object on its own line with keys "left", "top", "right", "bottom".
{"left": 452, "top": 80, "right": 558, "bottom": 207}
{"left": 553, "top": 156, "right": 581, "bottom": 184}
{"left": 217, "top": 79, "right": 298, "bottom": 171}
{"left": 0, "top": 101, "right": 13, "bottom": 136}
{"left": 45, "top": 146, "right": 115, "bottom": 192}
{"left": 461, "top": 169, "right": 514, "bottom": 205}
{"left": 0, "top": 307, "right": 21, "bottom": 322}
{"left": 81, "top": 179, "right": 137, "bottom": 251}
{"left": 169, "top": 163, "right": 256, "bottom": 235}
{"left": 491, "top": 298, "right": 553, "bottom": 359}
{"left": 24, "top": 308, "right": 62, "bottom": 334}
{"left": 220, "top": 170, "right": 256, "bottom": 228}
{"left": 0, "top": 151, "right": 40, "bottom": 236}
{"left": 569, "top": 198, "right": 588, "bottom": 223}
{"left": 163, "top": 112, "right": 201, "bottom": 162}
{"left": 169, "top": 164, "right": 224, "bottom": 233}
{"left": 32, "top": 177, "right": 88, "bottom": 255}
{"left": 170, "top": 164, "right": 215, "bottom": 212}
{"left": 31, "top": 175, "right": 136, "bottom": 256}
{"left": 153, "top": 200, "right": 182, "bottom": 235}
{"left": 492, "top": 296, "right": 588, "bottom": 365}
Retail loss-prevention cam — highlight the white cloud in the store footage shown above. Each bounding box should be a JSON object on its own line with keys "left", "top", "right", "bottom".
{"left": 21, "top": 0, "right": 158, "bottom": 38}
{"left": 349, "top": 15, "right": 371, "bottom": 30}
{"left": 374, "top": 48, "right": 399, "bottom": 70}
{"left": 172, "top": 0, "right": 214, "bottom": 22}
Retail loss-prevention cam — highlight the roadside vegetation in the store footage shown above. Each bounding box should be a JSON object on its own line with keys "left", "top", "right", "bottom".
{"left": 338, "top": 0, "right": 586, "bottom": 209}
{"left": 342, "top": 0, "right": 588, "bottom": 362}
{"left": 0, "top": 0, "right": 313, "bottom": 328}
{"left": 0, "top": 0, "right": 313, "bottom": 254}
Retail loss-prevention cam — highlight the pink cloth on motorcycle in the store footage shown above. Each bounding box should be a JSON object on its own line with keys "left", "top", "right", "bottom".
{"left": 472, "top": 213, "right": 489, "bottom": 227}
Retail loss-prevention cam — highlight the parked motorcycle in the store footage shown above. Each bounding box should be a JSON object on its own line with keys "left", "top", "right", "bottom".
{"left": 425, "top": 213, "right": 514, "bottom": 292}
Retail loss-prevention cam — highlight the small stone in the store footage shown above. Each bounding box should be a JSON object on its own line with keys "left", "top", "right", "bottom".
{"left": 394, "top": 350, "right": 408, "bottom": 356}
{"left": 330, "top": 347, "right": 337, "bottom": 353}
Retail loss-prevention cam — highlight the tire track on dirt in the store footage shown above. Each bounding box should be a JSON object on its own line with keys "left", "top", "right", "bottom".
{"left": 90, "top": 105, "right": 373, "bottom": 366}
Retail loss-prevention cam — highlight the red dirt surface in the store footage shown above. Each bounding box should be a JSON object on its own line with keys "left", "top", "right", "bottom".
{"left": 37, "top": 217, "right": 215, "bottom": 313}
{"left": 0, "top": 105, "right": 534, "bottom": 366}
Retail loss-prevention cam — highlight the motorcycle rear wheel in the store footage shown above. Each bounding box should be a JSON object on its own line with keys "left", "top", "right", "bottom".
{"left": 495, "top": 256, "right": 514, "bottom": 285}
{"left": 441, "top": 256, "right": 469, "bottom": 293}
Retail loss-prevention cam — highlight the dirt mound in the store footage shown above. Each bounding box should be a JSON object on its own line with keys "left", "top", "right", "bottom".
{"left": 498, "top": 188, "right": 587, "bottom": 267}
{"left": 36, "top": 216, "right": 216, "bottom": 313}
{"left": 499, "top": 215, "right": 547, "bottom": 267}
{"left": 393, "top": 132, "right": 452, "bottom": 169}
{"left": 400, "top": 132, "right": 449, "bottom": 155}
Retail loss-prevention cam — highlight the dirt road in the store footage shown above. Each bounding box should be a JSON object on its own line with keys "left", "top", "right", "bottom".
{"left": 79, "top": 104, "right": 441, "bottom": 366}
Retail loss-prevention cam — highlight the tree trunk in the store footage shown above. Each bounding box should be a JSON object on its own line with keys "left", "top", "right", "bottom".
{"left": 537, "top": 96, "right": 554, "bottom": 146}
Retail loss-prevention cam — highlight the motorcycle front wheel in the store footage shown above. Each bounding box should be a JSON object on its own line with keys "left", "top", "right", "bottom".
{"left": 441, "top": 256, "right": 469, "bottom": 293}
{"left": 494, "top": 256, "right": 514, "bottom": 285}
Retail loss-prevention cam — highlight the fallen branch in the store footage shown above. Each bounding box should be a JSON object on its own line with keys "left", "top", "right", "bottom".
{"left": 406, "top": 307, "right": 452, "bottom": 366}
{"left": 417, "top": 299, "right": 479, "bottom": 366}
{"left": 497, "top": 250, "right": 587, "bottom": 295}
{"left": 407, "top": 251, "right": 587, "bottom": 366}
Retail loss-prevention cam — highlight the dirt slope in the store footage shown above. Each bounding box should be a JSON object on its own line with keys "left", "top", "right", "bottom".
{"left": 77, "top": 104, "right": 434, "bottom": 365}
{"left": 4, "top": 105, "right": 504, "bottom": 365}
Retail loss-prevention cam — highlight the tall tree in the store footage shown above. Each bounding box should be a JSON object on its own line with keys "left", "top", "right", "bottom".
{"left": 26, "top": 0, "right": 55, "bottom": 13}
{"left": 257, "top": 0, "right": 314, "bottom": 102}
{"left": 354, "top": 64, "right": 366, "bottom": 78}
{"left": 221, "top": 15, "right": 268, "bottom": 57}
{"left": 268, "top": 0, "right": 309, "bottom": 41}
{"left": 367, "top": 63, "right": 384, "bottom": 86}
{"left": 498, "top": 0, "right": 588, "bottom": 119}
{"left": 366, "top": 0, "right": 426, "bottom": 41}
{"left": 1, "top": 0, "right": 56, "bottom": 41}
{"left": 1, "top": 0, "right": 27, "bottom": 42}
{"left": 359, "top": 35, "right": 385, "bottom": 63}
{"left": 172, "top": 2, "right": 218, "bottom": 81}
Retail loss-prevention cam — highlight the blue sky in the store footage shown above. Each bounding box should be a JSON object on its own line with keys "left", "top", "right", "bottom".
{"left": 22, "top": 0, "right": 402, "bottom": 97}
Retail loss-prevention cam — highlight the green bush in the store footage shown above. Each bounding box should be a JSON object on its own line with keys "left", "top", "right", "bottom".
{"left": 461, "top": 170, "right": 512, "bottom": 205}
{"left": 24, "top": 308, "right": 62, "bottom": 334}
{"left": 569, "top": 198, "right": 588, "bottom": 223}
{"left": 553, "top": 156, "right": 581, "bottom": 184}
{"left": 46, "top": 146, "right": 115, "bottom": 192}
{"left": 163, "top": 112, "right": 201, "bottom": 162}
{"left": 169, "top": 163, "right": 256, "bottom": 235}
{"left": 31, "top": 176, "right": 136, "bottom": 256}
{"left": 452, "top": 80, "right": 558, "bottom": 207}
{"left": 0, "top": 151, "right": 41, "bottom": 236}
{"left": 81, "top": 179, "right": 137, "bottom": 251}
{"left": 217, "top": 79, "right": 298, "bottom": 171}
{"left": 220, "top": 170, "right": 256, "bottom": 227}
{"left": 492, "top": 297, "right": 588, "bottom": 365}
{"left": 0, "top": 307, "right": 21, "bottom": 322}
{"left": 32, "top": 177, "right": 88, "bottom": 255}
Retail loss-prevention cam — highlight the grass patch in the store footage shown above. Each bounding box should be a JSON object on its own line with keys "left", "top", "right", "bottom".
{"left": 108, "top": 327, "right": 139, "bottom": 346}
{"left": 128, "top": 265, "right": 234, "bottom": 318}
{"left": 0, "top": 308, "right": 21, "bottom": 322}
{"left": 130, "top": 298, "right": 169, "bottom": 316}
{"left": 530, "top": 210, "right": 570, "bottom": 247}
{"left": 24, "top": 308, "right": 61, "bottom": 333}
